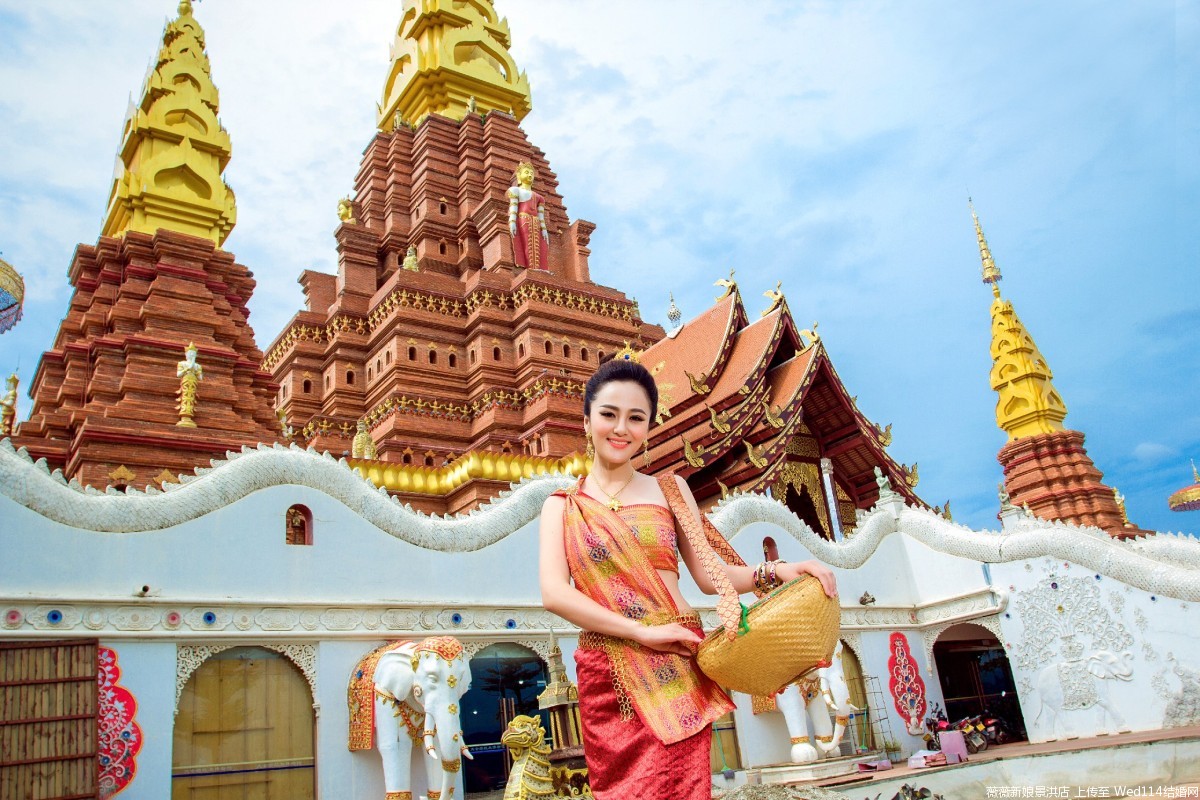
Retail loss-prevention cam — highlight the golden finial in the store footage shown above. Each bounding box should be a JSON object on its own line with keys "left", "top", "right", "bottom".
{"left": 714, "top": 268, "right": 737, "bottom": 300}
{"left": 970, "top": 198, "right": 1002, "bottom": 297}
{"left": 762, "top": 281, "right": 785, "bottom": 317}
{"left": 178, "top": 0, "right": 194, "bottom": 17}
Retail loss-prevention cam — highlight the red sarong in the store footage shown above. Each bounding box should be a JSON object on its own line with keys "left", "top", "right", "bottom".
{"left": 576, "top": 643, "right": 714, "bottom": 800}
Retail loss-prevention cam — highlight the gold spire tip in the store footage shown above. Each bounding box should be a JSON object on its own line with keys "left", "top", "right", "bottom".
{"left": 971, "top": 199, "right": 1002, "bottom": 291}
{"left": 178, "top": 0, "right": 193, "bottom": 16}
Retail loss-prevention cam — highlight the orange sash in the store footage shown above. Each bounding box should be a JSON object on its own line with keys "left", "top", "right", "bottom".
{"left": 557, "top": 477, "right": 734, "bottom": 744}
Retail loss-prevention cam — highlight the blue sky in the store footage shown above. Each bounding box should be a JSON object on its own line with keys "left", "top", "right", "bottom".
{"left": 0, "top": 1, "right": 1195, "bottom": 535}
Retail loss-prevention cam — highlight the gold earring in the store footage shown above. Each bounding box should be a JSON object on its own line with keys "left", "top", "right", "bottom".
{"left": 642, "top": 439, "right": 651, "bottom": 468}
{"left": 586, "top": 437, "right": 595, "bottom": 461}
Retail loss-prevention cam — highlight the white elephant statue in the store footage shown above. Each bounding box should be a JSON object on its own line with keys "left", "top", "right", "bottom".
{"left": 348, "top": 636, "right": 474, "bottom": 800}
{"left": 1032, "top": 646, "right": 1133, "bottom": 739}
{"left": 778, "top": 641, "right": 859, "bottom": 763}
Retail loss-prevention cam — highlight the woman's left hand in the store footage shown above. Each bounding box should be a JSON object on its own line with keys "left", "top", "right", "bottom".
{"left": 778, "top": 560, "right": 837, "bottom": 598}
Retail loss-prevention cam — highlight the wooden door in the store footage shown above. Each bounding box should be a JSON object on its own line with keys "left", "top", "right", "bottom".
{"left": 172, "top": 647, "right": 314, "bottom": 799}
{"left": 0, "top": 640, "right": 98, "bottom": 800}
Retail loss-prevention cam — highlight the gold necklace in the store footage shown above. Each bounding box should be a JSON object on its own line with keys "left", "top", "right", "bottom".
{"left": 593, "top": 472, "right": 636, "bottom": 511}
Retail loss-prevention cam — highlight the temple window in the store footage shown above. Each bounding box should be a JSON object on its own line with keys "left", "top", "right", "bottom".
{"left": 402, "top": 452, "right": 412, "bottom": 465}
{"left": 285, "top": 504, "right": 313, "bottom": 545}
{"left": 439, "top": 241, "right": 447, "bottom": 255}
{"left": 439, "top": 201, "right": 447, "bottom": 215}
{"left": 429, "top": 350, "right": 438, "bottom": 365}
{"left": 544, "top": 341, "right": 552, "bottom": 355}
{"left": 449, "top": 353, "right": 457, "bottom": 368}
{"left": 367, "top": 367, "right": 373, "bottom": 381}
{"left": 424, "top": 455, "right": 434, "bottom": 467}
{"left": 581, "top": 347, "right": 588, "bottom": 361}
{"left": 408, "top": 347, "right": 416, "bottom": 361}
{"left": 492, "top": 346, "right": 501, "bottom": 361}
{"left": 518, "top": 342, "right": 526, "bottom": 358}
{"left": 324, "top": 375, "right": 331, "bottom": 390}
{"left": 385, "top": 351, "right": 391, "bottom": 366}
{"left": 563, "top": 344, "right": 571, "bottom": 358}
{"left": 302, "top": 379, "right": 312, "bottom": 394}
{"left": 376, "top": 358, "right": 382, "bottom": 372}
{"left": 470, "top": 349, "right": 477, "bottom": 364}
{"left": 598, "top": 350, "right": 605, "bottom": 361}
{"left": 346, "top": 370, "right": 355, "bottom": 385}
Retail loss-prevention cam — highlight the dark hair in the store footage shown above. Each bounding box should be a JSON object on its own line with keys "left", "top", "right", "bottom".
{"left": 583, "top": 358, "right": 658, "bottom": 418}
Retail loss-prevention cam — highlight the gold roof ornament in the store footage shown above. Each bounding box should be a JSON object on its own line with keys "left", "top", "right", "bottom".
{"left": 762, "top": 281, "right": 786, "bottom": 317}
{"left": 102, "top": 0, "right": 236, "bottom": 246}
{"left": 973, "top": 202, "right": 1068, "bottom": 440}
{"left": 714, "top": 268, "right": 738, "bottom": 300}
{"left": 0, "top": 255, "right": 24, "bottom": 334}
{"left": 377, "top": 0, "right": 533, "bottom": 131}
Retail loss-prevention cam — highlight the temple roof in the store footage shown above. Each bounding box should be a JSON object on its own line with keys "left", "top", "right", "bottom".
{"left": 643, "top": 279, "right": 919, "bottom": 516}
{"left": 1168, "top": 462, "right": 1200, "bottom": 513}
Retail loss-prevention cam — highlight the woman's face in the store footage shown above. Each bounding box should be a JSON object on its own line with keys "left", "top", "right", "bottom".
{"left": 585, "top": 380, "right": 652, "bottom": 466}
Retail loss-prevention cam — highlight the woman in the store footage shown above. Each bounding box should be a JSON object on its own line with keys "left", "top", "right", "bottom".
{"left": 538, "top": 358, "right": 837, "bottom": 799}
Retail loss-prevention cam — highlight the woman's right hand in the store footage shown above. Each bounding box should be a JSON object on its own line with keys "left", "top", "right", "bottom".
{"left": 632, "top": 622, "right": 703, "bottom": 658}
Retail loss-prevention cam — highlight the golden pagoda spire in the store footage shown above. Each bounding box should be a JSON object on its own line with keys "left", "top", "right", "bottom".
{"left": 377, "top": 0, "right": 533, "bottom": 131}
{"left": 970, "top": 198, "right": 1003, "bottom": 295}
{"left": 102, "top": 0, "right": 236, "bottom": 246}
{"left": 974, "top": 202, "right": 1068, "bottom": 440}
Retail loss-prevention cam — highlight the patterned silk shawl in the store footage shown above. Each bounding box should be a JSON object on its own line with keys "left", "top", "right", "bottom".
{"left": 557, "top": 478, "right": 734, "bottom": 744}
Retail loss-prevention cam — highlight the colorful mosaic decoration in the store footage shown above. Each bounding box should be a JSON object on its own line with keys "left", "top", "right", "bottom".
{"left": 97, "top": 647, "right": 142, "bottom": 798}
{"left": 415, "top": 636, "right": 464, "bottom": 665}
{"left": 887, "top": 632, "right": 927, "bottom": 724}
{"left": 348, "top": 641, "right": 403, "bottom": 751}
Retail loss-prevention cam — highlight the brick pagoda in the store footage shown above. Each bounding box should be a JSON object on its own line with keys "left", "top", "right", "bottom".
{"left": 13, "top": 1, "right": 280, "bottom": 488}
{"left": 266, "top": 0, "right": 660, "bottom": 514}
{"left": 972, "top": 204, "right": 1141, "bottom": 537}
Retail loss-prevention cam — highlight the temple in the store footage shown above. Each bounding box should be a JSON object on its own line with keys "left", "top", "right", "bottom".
{"left": 972, "top": 203, "right": 1139, "bottom": 537}
{"left": 266, "top": 0, "right": 660, "bottom": 513}
{"left": 11, "top": 0, "right": 280, "bottom": 488}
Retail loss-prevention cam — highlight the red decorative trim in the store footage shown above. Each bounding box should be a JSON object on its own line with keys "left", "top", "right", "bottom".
{"left": 98, "top": 647, "right": 142, "bottom": 798}
{"left": 887, "top": 632, "right": 926, "bottom": 725}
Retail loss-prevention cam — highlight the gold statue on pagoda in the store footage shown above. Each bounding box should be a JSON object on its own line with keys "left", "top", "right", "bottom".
{"left": 0, "top": 373, "right": 18, "bottom": 436}
{"left": 176, "top": 343, "right": 203, "bottom": 428}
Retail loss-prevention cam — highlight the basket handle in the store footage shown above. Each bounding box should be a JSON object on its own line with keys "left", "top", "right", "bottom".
{"left": 659, "top": 473, "right": 745, "bottom": 641}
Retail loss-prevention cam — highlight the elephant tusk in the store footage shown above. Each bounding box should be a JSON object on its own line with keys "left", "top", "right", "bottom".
{"left": 461, "top": 744, "right": 475, "bottom": 760}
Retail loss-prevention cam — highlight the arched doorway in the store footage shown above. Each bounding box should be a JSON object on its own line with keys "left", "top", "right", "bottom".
{"left": 932, "top": 623, "right": 1026, "bottom": 741}
{"left": 172, "top": 647, "right": 315, "bottom": 798}
{"left": 838, "top": 640, "right": 874, "bottom": 753}
{"left": 460, "top": 643, "right": 549, "bottom": 795}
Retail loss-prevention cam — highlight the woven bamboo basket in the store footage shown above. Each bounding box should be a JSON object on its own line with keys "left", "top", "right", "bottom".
{"left": 697, "top": 575, "right": 841, "bottom": 696}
